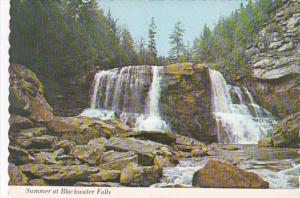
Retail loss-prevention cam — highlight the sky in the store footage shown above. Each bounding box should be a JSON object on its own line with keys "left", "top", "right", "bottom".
{"left": 98, "top": 0, "right": 248, "bottom": 56}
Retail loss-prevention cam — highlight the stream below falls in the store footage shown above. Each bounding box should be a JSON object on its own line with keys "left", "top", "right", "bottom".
{"left": 153, "top": 144, "right": 300, "bottom": 189}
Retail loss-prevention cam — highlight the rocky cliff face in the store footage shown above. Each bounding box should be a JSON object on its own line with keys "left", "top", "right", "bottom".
{"left": 240, "top": 0, "right": 300, "bottom": 119}
{"left": 160, "top": 63, "right": 217, "bottom": 142}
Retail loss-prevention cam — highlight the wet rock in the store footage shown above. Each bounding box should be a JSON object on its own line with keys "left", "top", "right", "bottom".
{"left": 70, "top": 144, "right": 104, "bottom": 165}
{"left": 8, "top": 163, "right": 29, "bottom": 185}
{"left": 174, "top": 135, "right": 208, "bottom": 153}
{"left": 222, "top": 145, "right": 240, "bottom": 151}
{"left": 258, "top": 138, "right": 274, "bottom": 147}
{"left": 153, "top": 155, "right": 175, "bottom": 168}
{"left": 8, "top": 146, "right": 35, "bottom": 165}
{"left": 19, "top": 164, "right": 99, "bottom": 180}
{"left": 160, "top": 63, "right": 217, "bottom": 142}
{"left": 177, "top": 151, "right": 192, "bottom": 158}
{"left": 88, "top": 170, "right": 121, "bottom": 182}
{"left": 128, "top": 131, "right": 176, "bottom": 145}
{"left": 191, "top": 149, "right": 207, "bottom": 157}
{"left": 273, "top": 112, "right": 300, "bottom": 147}
{"left": 120, "top": 162, "right": 161, "bottom": 187}
{"left": 192, "top": 160, "right": 269, "bottom": 188}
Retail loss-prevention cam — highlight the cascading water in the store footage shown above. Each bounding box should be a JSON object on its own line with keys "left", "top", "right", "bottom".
{"left": 135, "top": 66, "right": 170, "bottom": 131}
{"left": 81, "top": 65, "right": 170, "bottom": 132}
{"left": 209, "top": 69, "right": 276, "bottom": 144}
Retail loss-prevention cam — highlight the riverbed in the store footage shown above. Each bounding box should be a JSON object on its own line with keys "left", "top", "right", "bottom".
{"left": 154, "top": 144, "right": 300, "bottom": 189}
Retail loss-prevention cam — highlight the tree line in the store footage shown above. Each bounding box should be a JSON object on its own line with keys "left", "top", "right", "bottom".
{"left": 10, "top": 0, "right": 284, "bottom": 72}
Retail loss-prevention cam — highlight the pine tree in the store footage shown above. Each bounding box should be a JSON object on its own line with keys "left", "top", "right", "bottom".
{"left": 168, "top": 21, "right": 186, "bottom": 63}
{"left": 147, "top": 17, "right": 158, "bottom": 63}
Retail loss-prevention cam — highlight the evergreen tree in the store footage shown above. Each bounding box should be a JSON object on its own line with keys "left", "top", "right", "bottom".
{"left": 147, "top": 17, "right": 158, "bottom": 63}
{"left": 168, "top": 21, "right": 186, "bottom": 63}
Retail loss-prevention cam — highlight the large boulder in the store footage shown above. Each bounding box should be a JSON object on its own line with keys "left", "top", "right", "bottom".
{"left": 272, "top": 112, "right": 300, "bottom": 147}
{"left": 9, "top": 64, "right": 54, "bottom": 123}
{"left": 192, "top": 160, "right": 269, "bottom": 188}
{"left": 120, "top": 162, "right": 162, "bottom": 187}
{"left": 160, "top": 63, "right": 217, "bottom": 142}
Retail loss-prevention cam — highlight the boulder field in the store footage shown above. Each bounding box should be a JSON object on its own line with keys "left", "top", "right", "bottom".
{"left": 8, "top": 64, "right": 270, "bottom": 188}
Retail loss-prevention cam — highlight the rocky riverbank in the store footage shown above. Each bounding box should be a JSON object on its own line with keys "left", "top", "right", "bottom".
{"left": 9, "top": 64, "right": 275, "bottom": 188}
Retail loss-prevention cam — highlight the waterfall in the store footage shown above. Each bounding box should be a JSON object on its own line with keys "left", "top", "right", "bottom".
{"left": 209, "top": 69, "right": 276, "bottom": 144}
{"left": 135, "top": 66, "right": 170, "bottom": 131}
{"left": 81, "top": 65, "right": 170, "bottom": 131}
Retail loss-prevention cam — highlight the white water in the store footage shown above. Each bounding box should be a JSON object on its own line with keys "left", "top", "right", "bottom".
{"left": 209, "top": 69, "right": 276, "bottom": 144}
{"left": 135, "top": 66, "right": 170, "bottom": 131}
{"left": 82, "top": 65, "right": 170, "bottom": 132}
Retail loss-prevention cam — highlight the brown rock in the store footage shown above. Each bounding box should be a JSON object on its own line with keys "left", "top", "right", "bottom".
{"left": 273, "top": 112, "right": 300, "bottom": 148}
{"left": 191, "top": 149, "right": 207, "bottom": 157}
{"left": 192, "top": 160, "right": 269, "bottom": 188}
{"left": 9, "top": 115, "right": 34, "bottom": 130}
{"left": 74, "top": 182, "right": 122, "bottom": 187}
{"left": 70, "top": 144, "right": 104, "bottom": 165}
{"left": 8, "top": 146, "right": 35, "bottom": 165}
{"left": 222, "top": 145, "right": 240, "bottom": 150}
{"left": 8, "top": 163, "right": 29, "bottom": 185}
{"left": 153, "top": 155, "right": 175, "bottom": 168}
{"left": 9, "top": 64, "right": 54, "bottom": 123}
{"left": 28, "top": 179, "right": 49, "bottom": 186}
{"left": 54, "top": 140, "right": 76, "bottom": 154}
{"left": 120, "top": 162, "right": 161, "bottom": 187}
{"left": 88, "top": 170, "right": 121, "bottom": 182}
{"left": 47, "top": 116, "right": 113, "bottom": 144}
{"left": 100, "top": 151, "right": 138, "bottom": 170}
{"left": 258, "top": 138, "right": 273, "bottom": 147}
{"left": 128, "top": 131, "right": 176, "bottom": 145}
{"left": 19, "top": 164, "right": 99, "bottom": 180}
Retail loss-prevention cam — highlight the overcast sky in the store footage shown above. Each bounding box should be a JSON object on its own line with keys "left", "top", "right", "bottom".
{"left": 98, "top": 0, "right": 248, "bottom": 56}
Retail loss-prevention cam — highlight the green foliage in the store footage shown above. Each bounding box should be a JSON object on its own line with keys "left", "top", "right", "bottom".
{"left": 10, "top": 0, "right": 145, "bottom": 113}
{"left": 168, "top": 21, "right": 186, "bottom": 63}
{"left": 147, "top": 17, "right": 158, "bottom": 64}
{"left": 192, "top": 0, "right": 278, "bottom": 79}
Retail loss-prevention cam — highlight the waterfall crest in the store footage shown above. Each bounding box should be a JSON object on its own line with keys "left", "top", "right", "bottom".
{"left": 82, "top": 65, "right": 170, "bottom": 132}
{"left": 209, "top": 69, "right": 276, "bottom": 144}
